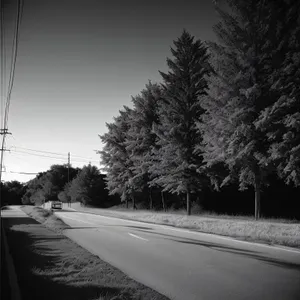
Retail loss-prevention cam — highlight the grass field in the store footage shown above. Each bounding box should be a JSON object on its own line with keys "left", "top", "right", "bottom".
{"left": 71, "top": 203, "right": 300, "bottom": 248}
{"left": 16, "top": 206, "right": 169, "bottom": 300}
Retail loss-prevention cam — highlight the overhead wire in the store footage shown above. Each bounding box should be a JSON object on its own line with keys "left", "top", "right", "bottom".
{"left": 2, "top": 170, "right": 39, "bottom": 175}
{"left": 11, "top": 146, "right": 68, "bottom": 157}
{"left": 9, "top": 149, "right": 99, "bottom": 164}
{"left": 0, "top": 0, "right": 6, "bottom": 128}
{"left": 9, "top": 171, "right": 39, "bottom": 175}
{"left": 4, "top": 0, "right": 23, "bottom": 129}
{"left": 1, "top": 0, "right": 100, "bottom": 178}
{"left": 10, "top": 145, "right": 98, "bottom": 161}
{"left": 9, "top": 149, "right": 68, "bottom": 160}
{"left": 0, "top": 0, "right": 23, "bottom": 184}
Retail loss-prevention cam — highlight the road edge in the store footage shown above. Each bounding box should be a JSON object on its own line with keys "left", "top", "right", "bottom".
{"left": 58, "top": 208, "right": 300, "bottom": 254}
{"left": 1, "top": 220, "right": 22, "bottom": 300}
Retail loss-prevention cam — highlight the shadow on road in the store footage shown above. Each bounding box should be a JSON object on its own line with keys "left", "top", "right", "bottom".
{"left": 136, "top": 229, "right": 300, "bottom": 271}
{"left": 2, "top": 216, "right": 123, "bottom": 300}
{"left": 174, "top": 239, "right": 300, "bottom": 271}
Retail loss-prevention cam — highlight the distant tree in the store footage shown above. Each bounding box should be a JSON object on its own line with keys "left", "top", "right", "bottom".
{"left": 150, "top": 30, "right": 211, "bottom": 215}
{"left": 21, "top": 165, "right": 80, "bottom": 205}
{"left": 199, "top": 0, "right": 295, "bottom": 219}
{"left": 22, "top": 176, "right": 44, "bottom": 205}
{"left": 68, "top": 164, "right": 106, "bottom": 206}
{"left": 57, "top": 188, "right": 70, "bottom": 203}
{"left": 1, "top": 181, "right": 26, "bottom": 206}
{"left": 41, "top": 164, "right": 79, "bottom": 200}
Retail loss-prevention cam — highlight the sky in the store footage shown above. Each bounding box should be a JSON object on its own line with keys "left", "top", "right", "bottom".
{"left": 1, "top": 0, "right": 219, "bottom": 183}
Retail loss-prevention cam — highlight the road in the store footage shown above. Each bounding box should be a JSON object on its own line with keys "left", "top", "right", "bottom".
{"left": 2, "top": 206, "right": 300, "bottom": 300}
{"left": 49, "top": 208, "right": 300, "bottom": 300}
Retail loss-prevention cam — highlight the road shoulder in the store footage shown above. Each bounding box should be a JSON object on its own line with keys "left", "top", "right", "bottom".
{"left": 3, "top": 208, "right": 169, "bottom": 300}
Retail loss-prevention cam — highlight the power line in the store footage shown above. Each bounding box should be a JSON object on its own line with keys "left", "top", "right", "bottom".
{"left": 0, "top": 0, "right": 6, "bottom": 128}
{"left": 11, "top": 146, "right": 68, "bottom": 157}
{"left": 1, "top": 0, "right": 23, "bottom": 185}
{"left": 11, "top": 145, "right": 97, "bottom": 160}
{"left": 9, "top": 150, "right": 99, "bottom": 164}
{"left": 2, "top": 170, "right": 39, "bottom": 175}
{"left": 9, "top": 150, "right": 67, "bottom": 161}
{"left": 4, "top": 0, "right": 23, "bottom": 129}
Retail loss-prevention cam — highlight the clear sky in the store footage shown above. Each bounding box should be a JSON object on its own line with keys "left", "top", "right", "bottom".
{"left": 1, "top": 0, "right": 219, "bottom": 183}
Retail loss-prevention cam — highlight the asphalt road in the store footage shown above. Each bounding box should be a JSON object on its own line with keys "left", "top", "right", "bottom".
{"left": 46, "top": 208, "right": 300, "bottom": 300}
{"left": 3, "top": 206, "right": 300, "bottom": 300}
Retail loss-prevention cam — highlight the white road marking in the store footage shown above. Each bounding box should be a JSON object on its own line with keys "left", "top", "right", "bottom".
{"left": 128, "top": 233, "right": 149, "bottom": 241}
{"left": 61, "top": 212, "right": 300, "bottom": 254}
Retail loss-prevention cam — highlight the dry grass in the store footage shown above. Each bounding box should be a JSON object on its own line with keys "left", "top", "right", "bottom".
{"left": 21, "top": 205, "right": 69, "bottom": 233}
{"left": 73, "top": 203, "right": 300, "bottom": 248}
{"left": 8, "top": 206, "right": 169, "bottom": 300}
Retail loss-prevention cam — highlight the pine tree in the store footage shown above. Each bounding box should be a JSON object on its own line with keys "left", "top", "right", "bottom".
{"left": 100, "top": 106, "right": 137, "bottom": 208}
{"left": 150, "top": 30, "right": 211, "bottom": 215}
{"left": 200, "top": 0, "right": 293, "bottom": 219}
{"left": 255, "top": 0, "right": 300, "bottom": 186}
{"left": 125, "top": 81, "right": 164, "bottom": 209}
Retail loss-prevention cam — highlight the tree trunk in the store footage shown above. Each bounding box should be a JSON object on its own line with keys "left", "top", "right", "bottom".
{"left": 149, "top": 188, "right": 153, "bottom": 210}
{"left": 132, "top": 195, "right": 137, "bottom": 210}
{"left": 254, "top": 175, "right": 261, "bottom": 220}
{"left": 187, "top": 190, "right": 191, "bottom": 216}
{"left": 126, "top": 198, "right": 129, "bottom": 209}
{"left": 161, "top": 191, "right": 166, "bottom": 212}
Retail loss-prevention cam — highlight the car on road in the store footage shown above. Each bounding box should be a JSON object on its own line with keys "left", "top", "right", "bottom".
{"left": 51, "top": 200, "right": 62, "bottom": 209}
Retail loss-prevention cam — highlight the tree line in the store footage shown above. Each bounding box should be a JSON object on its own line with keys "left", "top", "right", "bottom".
{"left": 99, "top": 0, "right": 300, "bottom": 219}
{"left": 1, "top": 0, "right": 299, "bottom": 220}
{"left": 0, "top": 164, "right": 117, "bottom": 208}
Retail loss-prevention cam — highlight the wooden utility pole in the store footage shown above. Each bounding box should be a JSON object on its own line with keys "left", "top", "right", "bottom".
{"left": 67, "top": 152, "right": 71, "bottom": 207}
{"left": 0, "top": 129, "right": 11, "bottom": 185}
{"left": 67, "top": 152, "right": 70, "bottom": 183}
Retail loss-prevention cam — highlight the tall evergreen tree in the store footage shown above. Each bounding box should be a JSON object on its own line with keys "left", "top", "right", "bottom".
{"left": 100, "top": 106, "right": 137, "bottom": 208}
{"left": 255, "top": 0, "right": 300, "bottom": 186}
{"left": 200, "top": 0, "right": 294, "bottom": 219}
{"left": 150, "top": 30, "right": 211, "bottom": 215}
{"left": 125, "top": 81, "right": 164, "bottom": 209}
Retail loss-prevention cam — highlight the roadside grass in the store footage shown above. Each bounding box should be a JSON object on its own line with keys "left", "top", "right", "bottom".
{"left": 72, "top": 203, "right": 300, "bottom": 248}
{"left": 108, "top": 203, "right": 300, "bottom": 224}
{"left": 10, "top": 206, "right": 169, "bottom": 300}
{"left": 21, "top": 205, "right": 69, "bottom": 233}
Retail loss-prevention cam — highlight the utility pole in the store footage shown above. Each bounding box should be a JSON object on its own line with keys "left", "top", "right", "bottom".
{"left": 67, "top": 152, "right": 70, "bottom": 183}
{"left": 67, "top": 152, "right": 71, "bottom": 207}
{"left": 0, "top": 129, "right": 11, "bottom": 186}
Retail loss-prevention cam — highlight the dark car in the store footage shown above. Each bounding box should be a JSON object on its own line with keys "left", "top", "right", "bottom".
{"left": 51, "top": 201, "right": 62, "bottom": 209}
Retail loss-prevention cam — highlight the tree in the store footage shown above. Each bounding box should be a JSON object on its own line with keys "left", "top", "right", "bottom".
{"left": 67, "top": 164, "right": 106, "bottom": 206}
{"left": 41, "top": 164, "right": 79, "bottom": 200}
{"left": 200, "top": 0, "right": 294, "bottom": 219}
{"left": 255, "top": 1, "right": 300, "bottom": 187}
{"left": 150, "top": 30, "right": 211, "bottom": 215}
{"left": 22, "top": 173, "right": 46, "bottom": 205}
{"left": 125, "top": 81, "right": 164, "bottom": 209}
{"left": 100, "top": 106, "right": 137, "bottom": 208}
{"left": 57, "top": 184, "right": 70, "bottom": 203}
{"left": 1, "top": 181, "right": 26, "bottom": 206}
{"left": 21, "top": 165, "right": 80, "bottom": 205}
